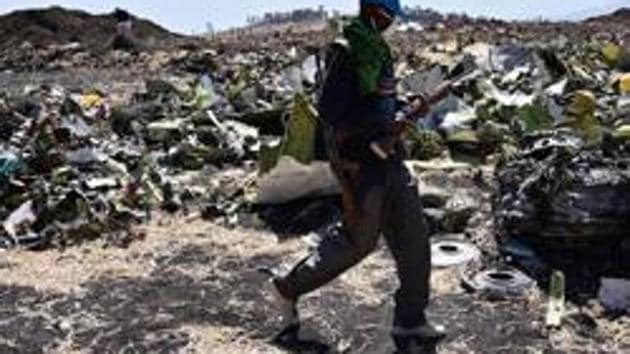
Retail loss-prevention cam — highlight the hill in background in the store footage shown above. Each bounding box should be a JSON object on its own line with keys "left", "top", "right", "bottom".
{"left": 0, "top": 6, "right": 182, "bottom": 52}
{"left": 587, "top": 7, "right": 630, "bottom": 23}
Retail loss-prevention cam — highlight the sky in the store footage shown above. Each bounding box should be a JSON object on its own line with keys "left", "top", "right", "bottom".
{"left": 0, "top": 0, "right": 627, "bottom": 34}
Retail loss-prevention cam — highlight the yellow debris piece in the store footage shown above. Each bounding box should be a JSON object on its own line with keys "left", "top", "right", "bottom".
{"left": 566, "top": 90, "right": 602, "bottom": 145}
{"left": 613, "top": 125, "right": 630, "bottom": 140}
{"left": 567, "top": 90, "right": 596, "bottom": 116}
{"left": 80, "top": 94, "right": 104, "bottom": 109}
{"left": 602, "top": 43, "right": 623, "bottom": 67}
{"left": 619, "top": 73, "right": 630, "bottom": 94}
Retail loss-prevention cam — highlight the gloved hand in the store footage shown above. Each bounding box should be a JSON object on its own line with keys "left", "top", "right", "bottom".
{"left": 370, "top": 118, "right": 404, "bottom": 160}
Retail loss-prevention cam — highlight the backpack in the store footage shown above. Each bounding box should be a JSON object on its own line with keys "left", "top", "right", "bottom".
{"left": 315, "top": 39, "right": 360, "bottom": 127}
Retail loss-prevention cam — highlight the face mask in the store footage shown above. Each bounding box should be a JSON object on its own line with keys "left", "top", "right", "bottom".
{"left": 364, "top": 6, "right": 394, "bottom": 33}
{"left": 382, "top": 19, "right": 397, "bottom": 35}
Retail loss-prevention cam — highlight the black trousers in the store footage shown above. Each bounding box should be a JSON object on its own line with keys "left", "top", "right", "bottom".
{"left": 276, "top": 157, "right": 431, "bottom": 330}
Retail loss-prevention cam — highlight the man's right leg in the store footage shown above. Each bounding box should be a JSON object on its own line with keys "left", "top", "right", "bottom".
{"left": 382, "top": 162, "right": 444, "bottom": 352}
{"left": 274, "top": 185, "right": 385, "bottom": 301}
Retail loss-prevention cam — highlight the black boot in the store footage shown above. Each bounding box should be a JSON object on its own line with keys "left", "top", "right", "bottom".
{"left": 392, "top": 323, "right": 446, "bottom": 354}
{"left": 258, "top": 268, "right": 301, "bottom": 342}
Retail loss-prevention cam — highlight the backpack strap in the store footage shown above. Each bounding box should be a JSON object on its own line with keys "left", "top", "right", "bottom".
{"left": 315, "top": 38, "right": 350, "bottom": 104}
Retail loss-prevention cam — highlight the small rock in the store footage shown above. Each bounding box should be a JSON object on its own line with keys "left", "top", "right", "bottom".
{"left": 443, "top": 195, "right": 477, "bottom": 233}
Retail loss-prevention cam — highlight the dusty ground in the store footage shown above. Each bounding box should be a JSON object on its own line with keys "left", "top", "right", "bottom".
{"left": 1, "top": 208, "right": 628, "bottom": 353}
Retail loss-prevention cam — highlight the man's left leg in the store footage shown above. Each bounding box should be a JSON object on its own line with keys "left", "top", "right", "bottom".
{"left": 267, "top": 170, "right": 386, "bottom": 339}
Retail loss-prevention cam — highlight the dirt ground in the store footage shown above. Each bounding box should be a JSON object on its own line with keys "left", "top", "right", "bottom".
{"left": 0, "top": 208, "right": 628, "bottom": 353}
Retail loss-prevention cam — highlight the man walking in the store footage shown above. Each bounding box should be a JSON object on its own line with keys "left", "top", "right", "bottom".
{"left": 111, "top": 8, "right": 137, "bottom": 51}
{"left": 267, "top": 1, "right": 445, "bottom": 352}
